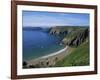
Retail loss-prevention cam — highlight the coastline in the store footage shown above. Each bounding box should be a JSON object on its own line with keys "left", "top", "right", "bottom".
{"left": 40, "top": 46, "right": 68, "bottom": 59}
{"left": 27, "top": 46, "right": 71, "bottom": 67}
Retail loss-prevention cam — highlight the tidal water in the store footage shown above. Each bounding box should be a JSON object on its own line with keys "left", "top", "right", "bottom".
{"left": 23, "top": 28, "right": 64, "bottom": 61}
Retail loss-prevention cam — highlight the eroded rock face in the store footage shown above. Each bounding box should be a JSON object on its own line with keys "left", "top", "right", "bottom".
{"left": 49, "top": 26, "right": 89, "bottom": 47}
{"left": 62, "top": 28, "right": 89, "bottom": 47}
{"left": 49, "top": 27, "right": 69, "bottom": 35}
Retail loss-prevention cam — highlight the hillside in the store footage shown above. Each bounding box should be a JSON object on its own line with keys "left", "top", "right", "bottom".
{"left": 50, "top": 26, "right": 89, "bottom": 46}
{"left": 50, "top": 26, "right": 89, "bottom": 67}
{"left": 55, "top": 40, "right": 89, "bottom": 66}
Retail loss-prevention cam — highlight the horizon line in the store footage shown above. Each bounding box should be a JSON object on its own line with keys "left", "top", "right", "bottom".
{"left": 23, "top": 25, "right": 89, "bottom": 27}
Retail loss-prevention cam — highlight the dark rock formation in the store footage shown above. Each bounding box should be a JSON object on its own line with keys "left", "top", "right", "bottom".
{"left": 65, "top": 28, "right": 89, "bottom": 47}
{"left": 23, "top": 61, "right": 27, "bottom": 66}
{"left": 49, "top": 27, "right": 69, "bottom": 35}
{"left": 49, "top": 26, "right": 89, "bottom": 47}
{"left": 23, "top": 61, "right": 28, "bottom": 68}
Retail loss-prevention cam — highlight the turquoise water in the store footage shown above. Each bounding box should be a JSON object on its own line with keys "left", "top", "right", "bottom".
{"left": 23, "top": 28, "right": 64, "bottom": 61}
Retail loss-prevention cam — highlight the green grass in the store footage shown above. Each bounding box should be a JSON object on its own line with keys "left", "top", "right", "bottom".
{"left": 66, "top": 30, "right": 82, "bottom": 38}
{"left": 51, "top": 26, "right": 87, "bottom": 33}
{"left": 65, "top": 27, "right": 86, "bottom": 38}
{"left": 61, "top": 27, "right": 87, "bottom": 43}
{"left": 55, "top": 40, "right": 89, "bottom": 67}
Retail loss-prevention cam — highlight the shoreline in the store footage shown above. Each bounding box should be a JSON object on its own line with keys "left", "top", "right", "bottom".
{"left": 27, "top": 46, "right": 70, "bottom": 67}
{"left": 40, "top": 46, "right": 68, "bottom": 59}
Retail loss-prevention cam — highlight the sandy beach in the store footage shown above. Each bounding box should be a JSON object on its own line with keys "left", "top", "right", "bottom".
{"left": 27, "top": 46, "right": 71, "bottom": 67}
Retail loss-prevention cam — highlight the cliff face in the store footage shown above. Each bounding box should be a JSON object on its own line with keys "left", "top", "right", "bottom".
{"left": 49, "top": 26, "right": 89, "bottom": 47}
{"left": 62, "top": 28, "right": 89, "bottom": 47}
{"left": 49, "top": 27, "right": 72, "bottom": 35}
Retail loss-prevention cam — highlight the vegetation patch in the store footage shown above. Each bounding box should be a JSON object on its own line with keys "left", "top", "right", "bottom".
{"left": 55, "top": 40, "right": 89, "bottom": 67}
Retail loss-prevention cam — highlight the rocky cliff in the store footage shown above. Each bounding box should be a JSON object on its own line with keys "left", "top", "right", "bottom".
{"left": 49, "top": 26, "right": 89, "bottom": 47}
{"left": 62, "top": 28, "right": 89, "bottom": 47}
{"left": 50, "top": 26, "right": 72, "bottom": 35}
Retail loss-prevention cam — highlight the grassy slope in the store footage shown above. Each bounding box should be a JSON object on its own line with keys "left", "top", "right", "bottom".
{"left": 55, "top": 40, "right": 89, "bottom": 67}
{"left": 50, "top": 26, "right": 87, "bottom": 34}
{"left": 63, "top": 27, "right": 86, "bottom": 39}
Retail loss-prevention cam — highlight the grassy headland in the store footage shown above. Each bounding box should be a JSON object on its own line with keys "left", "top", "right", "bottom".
{"left": 50, "top": 26, "right": 89, "bottom": 67}
{"left": 55, "top": 40, "right": 89, "bottom": 67}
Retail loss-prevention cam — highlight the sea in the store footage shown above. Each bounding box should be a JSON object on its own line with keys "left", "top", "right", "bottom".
{"left": 23, "top": 27, "right": 64, "bottom": 61}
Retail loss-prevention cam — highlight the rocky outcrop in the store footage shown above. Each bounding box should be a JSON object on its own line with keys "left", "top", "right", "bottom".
{"left": 62, "top": 28, "right": 89, "bottom": 47}
{"left": 49, "top": 26, "right": 89, "bottom": 47}
{"left": 49, "top": 27, "right": 71, "bottom": 35}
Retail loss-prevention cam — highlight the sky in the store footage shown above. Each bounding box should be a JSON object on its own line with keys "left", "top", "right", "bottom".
{"left": 22, "top": 11, "right": 90, "bottom": 27}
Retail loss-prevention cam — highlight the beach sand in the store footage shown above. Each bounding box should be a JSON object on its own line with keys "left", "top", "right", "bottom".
{"left": 27, "top": 46, "right": 71, "bottom": 67}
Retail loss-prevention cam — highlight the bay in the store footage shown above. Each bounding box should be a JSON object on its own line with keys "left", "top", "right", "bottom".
{"left": 23, "top": 28, "right": 64, "bottom": 61}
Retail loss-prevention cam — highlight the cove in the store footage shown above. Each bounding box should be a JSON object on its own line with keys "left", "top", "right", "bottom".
{"left": 23, "top": 28, "right": 64, "bottom": 61}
